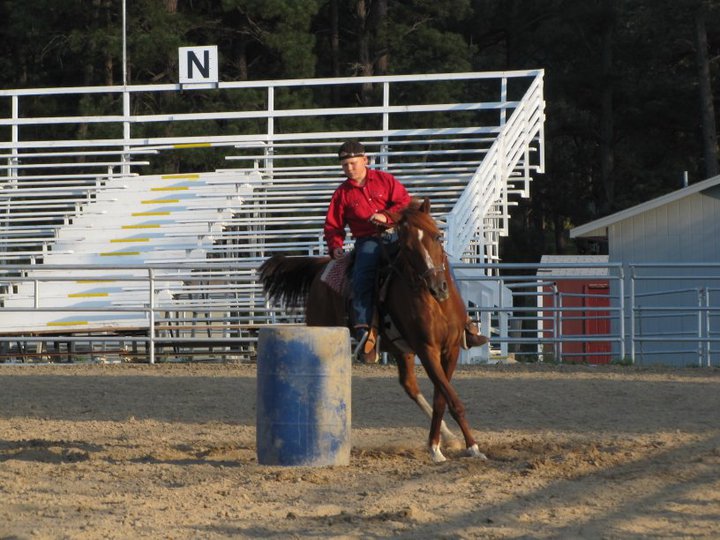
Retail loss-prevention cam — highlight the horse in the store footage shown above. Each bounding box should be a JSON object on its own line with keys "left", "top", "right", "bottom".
{"left": 258, "top": 198, "right": 486, "bottom": 463}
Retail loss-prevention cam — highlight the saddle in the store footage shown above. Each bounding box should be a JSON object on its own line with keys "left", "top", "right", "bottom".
{"left": 319, "top": 246, "right": 411, "bottom": 360}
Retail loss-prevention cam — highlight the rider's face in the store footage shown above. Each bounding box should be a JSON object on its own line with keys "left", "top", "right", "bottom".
{"left": 341, "top": 155, "right": 368, "bottom": 183}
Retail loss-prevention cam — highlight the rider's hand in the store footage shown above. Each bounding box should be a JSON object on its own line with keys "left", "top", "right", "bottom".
{"left": 331, "top": 247, "right": 344, "bottom": 259}
{"left": 370, "top": 213, "right": 387, "bottom": 223}
{"left": 369, "top": 213, "right": 389, "bottom": 227}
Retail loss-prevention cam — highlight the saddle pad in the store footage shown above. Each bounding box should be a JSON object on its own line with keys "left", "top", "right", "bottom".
{"left": 320, "top": 255, "right": 350, "bottom": 295}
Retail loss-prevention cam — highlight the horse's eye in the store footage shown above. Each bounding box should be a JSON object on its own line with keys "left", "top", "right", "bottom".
{"left": 435, "top": 234, "right": 444, "bottom": 243}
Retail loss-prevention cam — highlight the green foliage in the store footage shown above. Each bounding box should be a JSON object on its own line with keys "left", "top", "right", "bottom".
{"left": 387, "top": 0, "right": 473, "bottom": 74}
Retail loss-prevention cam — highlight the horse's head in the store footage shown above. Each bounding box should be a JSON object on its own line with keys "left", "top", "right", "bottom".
{"left": 394, "top": 198, "right": 450, "bottom": 302}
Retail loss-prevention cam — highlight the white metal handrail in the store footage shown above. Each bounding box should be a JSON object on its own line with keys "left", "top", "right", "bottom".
{"left": 446, "top": 72, "right": 545, "bottom": 261}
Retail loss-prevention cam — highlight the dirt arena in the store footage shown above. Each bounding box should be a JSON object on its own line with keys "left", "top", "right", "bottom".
{"left": 0, "top": 362, "right": 718, "bottom": 539}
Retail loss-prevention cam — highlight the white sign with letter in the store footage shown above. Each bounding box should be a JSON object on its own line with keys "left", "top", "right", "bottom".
{"left": 178, "top": 46, "right": 218, "bottom": 84}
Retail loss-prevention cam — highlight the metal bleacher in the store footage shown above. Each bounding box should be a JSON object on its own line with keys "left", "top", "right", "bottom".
{"left": 0, "top": 71, "right": 545, "bottom": 362}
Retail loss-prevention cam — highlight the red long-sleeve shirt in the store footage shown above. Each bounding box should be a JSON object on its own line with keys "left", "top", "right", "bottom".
{"left": 323, "top": 168, "right": 411, "bottom": 253}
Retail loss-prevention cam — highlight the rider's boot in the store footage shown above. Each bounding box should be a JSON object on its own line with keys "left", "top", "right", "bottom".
{"left": 354, "top": 325, "right": 379, "bottom": 364}
{"left": 463, "top": 317, "right": 489, "bottom": 349}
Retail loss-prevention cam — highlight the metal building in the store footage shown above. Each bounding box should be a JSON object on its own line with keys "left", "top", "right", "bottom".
{"left": 571, "top": 175, "right": 720, "bottom": 366}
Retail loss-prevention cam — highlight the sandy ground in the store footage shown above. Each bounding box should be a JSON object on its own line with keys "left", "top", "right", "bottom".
{"left": 0, "top": 362, "right": 718, "bottom": 539}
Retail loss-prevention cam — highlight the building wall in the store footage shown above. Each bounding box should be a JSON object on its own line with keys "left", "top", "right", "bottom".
{"left": 607, "top": 187, "right": 720, "bottom": 365}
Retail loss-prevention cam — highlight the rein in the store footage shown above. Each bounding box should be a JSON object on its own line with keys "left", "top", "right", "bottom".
{"left": 379, "top": 201, "right": 450, "bottom": 302}
{"left": 418, "top": 257, "right": 447, "bottom": 287}
{"left": 381, "top": 240, "right": 447, "bottom": 296}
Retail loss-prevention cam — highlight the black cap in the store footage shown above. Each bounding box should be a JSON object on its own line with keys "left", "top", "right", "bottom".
{"left": 338, "top": 141, "right": 365, "bottom": 160}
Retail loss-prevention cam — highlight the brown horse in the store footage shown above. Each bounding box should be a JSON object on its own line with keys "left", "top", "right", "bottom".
{"left": 258, "top": 198, "right": 486, "bottom": 463}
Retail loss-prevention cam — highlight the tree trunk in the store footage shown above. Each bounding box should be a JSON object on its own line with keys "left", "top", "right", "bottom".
{"left": 104, "top": 0, "right": 113, "bottom": 85}
{"left": 330, "top": 0, "right": 340, "bottom": 77}
{"left": 236, "top": 39, "right": 248, "bottom": 81}
{"left": 164, "top": 0, "right": 178, "bottom": 14}
{"left": 329, "top": 0, "right": 341, "bottom": 104}
{"left": 599, "top": 1, "right": 616, "bottom": 213}
{"left": 356, "top": 0, "right": 373, "bottom": 104}
{"left": 695, "top": 4, "right": 719, "bottom": 178}
{"left": 373, "top": 0, "right": 388, "bottom": 75}
{"left": 505, "top": 0, "right": 520, "bottom": 67}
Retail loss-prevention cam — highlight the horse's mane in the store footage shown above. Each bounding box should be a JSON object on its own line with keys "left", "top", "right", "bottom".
{"left": 389, "top": 198, "right": 441, "bottom": 236}
{"left": 258, "top": 254, "right": 328, "bottom": 307}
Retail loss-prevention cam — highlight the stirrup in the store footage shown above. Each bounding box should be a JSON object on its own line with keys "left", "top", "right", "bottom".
{"left": 353, "top": 329, "right": 369, "bottom": 359}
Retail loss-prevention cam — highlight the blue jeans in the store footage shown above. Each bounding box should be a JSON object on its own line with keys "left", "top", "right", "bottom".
{"left": 351, "top": 233, "right": 396, "bottom": 327}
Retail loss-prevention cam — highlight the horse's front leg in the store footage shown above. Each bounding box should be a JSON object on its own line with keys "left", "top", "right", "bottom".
{"left": 420, "top": 347, "right": 487, "bottom": 463}
{"left": 393, "top": 352, "right": 457, "bottom": 445}
{"left": 441, "top": 346, "right": 487, "bottom": 461}
{"left": 429, "top": 386, "right": 449, "bottom": 463}
{"left": 433, "top": 387, "right": 485, "bottom": 461}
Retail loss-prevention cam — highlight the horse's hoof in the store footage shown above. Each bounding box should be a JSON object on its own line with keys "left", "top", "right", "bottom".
{"left": 466, "top": 443, "right": 488, "bottom": 460}
{"left": 430, "top": 444, "right": 447, "bottom": 464}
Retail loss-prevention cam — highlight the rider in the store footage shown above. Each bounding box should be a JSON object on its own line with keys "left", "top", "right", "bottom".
{"left": 323, "top": 140, "right": 488, "bottom": 362}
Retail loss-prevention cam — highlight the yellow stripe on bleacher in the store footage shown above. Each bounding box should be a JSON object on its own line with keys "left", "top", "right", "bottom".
{"left": 131, "top": 212, "right": 171, "bottom": 217}
{"left": 151, "top": 187, "right": 189, "bottom": 192}
{"left": 48, "top": 321, "right": 88, "bottom": 327}
{"left": 141, "top": 199, "right": 180, "bottom": 204}
{"left": 122, "top": 224, "right": 161, "bottom": 229}
{"left": 161, "top": 172, "right": 201, "bottom": 178}
{"left": 68, "top": 292, "right": 110, "bottom": 298}
{"left": 111, "top": 238, "right": 150, "bottom": 243}
{"left": 171, "top": 144, "right": 210, "bottom": 150}
{"left": 100, "top": 252, "right": 141, "bottom": 257}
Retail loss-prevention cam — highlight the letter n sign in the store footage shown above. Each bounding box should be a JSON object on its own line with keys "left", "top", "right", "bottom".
{"left": 179, "top": 46, "right": 219, "bottom": 84}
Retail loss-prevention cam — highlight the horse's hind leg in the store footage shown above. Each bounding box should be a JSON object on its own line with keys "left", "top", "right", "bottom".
{"left": 394, "top": 352, "right": 457, "bottom": 444}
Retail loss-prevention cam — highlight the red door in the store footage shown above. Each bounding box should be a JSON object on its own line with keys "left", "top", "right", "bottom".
{"left": 583, "top": 284, "right": 611, "bottom": 364}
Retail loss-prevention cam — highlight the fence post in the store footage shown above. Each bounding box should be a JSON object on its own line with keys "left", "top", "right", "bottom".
{"left": 618, "top": 266, "right": 625, "bottom": 362}
{"left": 33, "top": 279, "right": 39, "bottom": 309}
{"left": 705, "top": 287, "right": 712, "bottom": 367}
{"left": 553, "top": 283, "right": 562, "bottom": 362}
{"left": 697, "top": 288, "right": 704, "bottom": 367}
{"left": 629, "top": 266, "right": 636, "bottom": 365}
{"left": 149, "top": 268, "right": 155, "bottom": 364}
{"left": 500, "top": 76, "right": 508, "bottom": 127}
{"left": 122, "top": 89, "right": 131, "bottom": 176}
{"left": 381, "top": 82, "right": 390, "bottom": 169}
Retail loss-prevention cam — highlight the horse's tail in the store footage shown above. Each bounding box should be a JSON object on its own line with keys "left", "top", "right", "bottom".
{"left": 258, "top": 254, "right": 329, "bottom": 307}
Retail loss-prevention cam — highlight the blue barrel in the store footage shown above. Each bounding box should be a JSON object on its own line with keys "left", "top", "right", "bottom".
{"left": 256, "top": 326, "right": 351, "bottom": 466}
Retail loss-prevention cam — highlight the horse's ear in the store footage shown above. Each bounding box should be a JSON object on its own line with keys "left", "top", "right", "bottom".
{"left": 420, "top": 197, "right": 431, "bottom": 214}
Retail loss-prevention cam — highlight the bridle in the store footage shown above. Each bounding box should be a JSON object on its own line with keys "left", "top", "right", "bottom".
{"left": 388, "top": 225, "right": 450, "bottom": 302}
{"left": 417, "top": 234, "right": 447, "bottom": 288}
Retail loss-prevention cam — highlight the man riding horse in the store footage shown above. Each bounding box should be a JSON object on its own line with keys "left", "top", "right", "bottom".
{"left": 323, "top": 140, "right": 488, "bottom": 362}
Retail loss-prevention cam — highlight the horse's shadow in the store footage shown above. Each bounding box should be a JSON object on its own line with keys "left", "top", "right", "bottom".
{"left": 0, "top": 438, "right": 102, "bottom": 463}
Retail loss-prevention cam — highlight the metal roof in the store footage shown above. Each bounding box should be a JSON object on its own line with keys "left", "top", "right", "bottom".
{"left": 537, "top": 255, "right": 609, "bottom": 276}
{"left": 570, "top": 174, "right": 720, "bottom": 239}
